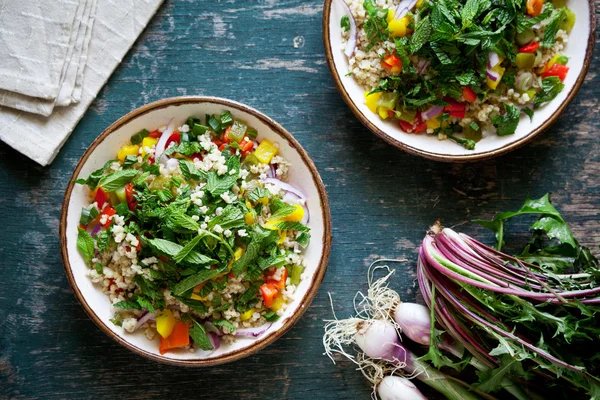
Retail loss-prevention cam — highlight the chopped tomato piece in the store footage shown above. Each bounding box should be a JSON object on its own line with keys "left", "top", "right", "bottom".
{"left": 444, "top": 98, "right": 466, "bottom": 113}
{"left": 102, "top": 207, "right": 116, "bottom": 229}
{"left": 462, "top": 86, "right": 477, "bottom": 103}
{"left": 95, "top": 187, "right": 108, "bottom": 209}
{"left": 125, "top": 183, "right": 136, "bottom": 211}
{"left": 449, "top": 109, "right": 466, "bottom": 119}
{"left": 148, "top": 130, "right": 161, "bottom": 138}
{"left": 526, "top": 0, "right": 544, "bottom": 17}
{"left": 159, "top": 321, "right": 190, "bottom": 355}
{"left": 190, "top": 152, "right": 203, "bottom": 161}
{"left": 266, "top": 268, "right": 288, "bottom": 290}
{"left": 399, "top": 113, "right": 426, "bottom": 133}
{"left": 239, "top": 138, "right": 254, "bottom": 156}
{"left": 383, "top": 53, "right": 402, "bottom": 67}
{"left": 222, "top": 127, "right": 231, "bottom": 143}
{"left": 218, "top": 144, "right": 227, "bottom": 152}
{"left": 260, "top": 283, "right": 279, "bottom": 308}
{"left": 519, "top": 42, "right": 540, "bottom": 53}
{"left": 148, "top": 155, "right": 155, "bottom": 164}
{"left": 542, "top": 64, "right": 569, "bottom": 81}
{"left": 165, "top": 132, "right": 181, "bottom": 148}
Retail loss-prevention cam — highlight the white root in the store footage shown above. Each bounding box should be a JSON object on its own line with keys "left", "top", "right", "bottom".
{"left": 322, "top": 258, "right": 412, "bottom": 398}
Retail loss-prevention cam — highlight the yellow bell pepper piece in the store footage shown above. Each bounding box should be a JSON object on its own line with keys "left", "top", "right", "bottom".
{"left": 245, "top": 212, "right": 255, "bottom": 225}
{"left": 156, "top": 309, "right": 177, "bottom": 339}
{"left": 282, "top": 204, "right": 305, "bottom": 222}
{"left": 240, "top": 308, "right": 255, "bottom": 321}
{"left": 277, "top": 230, "right": 287, "bottom": 245}
{"left": 254, "top": 139, "right": 279, "bottom": 164}
{"left": 117, "top": 144, "right": 140, "bottom": 163}
{"left": 234, "top": 247, "right": 244, "bottom": 260}
{"left": 416, "top": 0, "right": 425, "bottom": 7}
{"left": 545, "top": 54, "right": 562, "bottom": 72}
{"left": 486, "top": 65, "right": 505, "bottom": 90}
{"left": 264, "top": 219, "right": 283, "bottom": 231}
{"left": 388, "top": 17, "right": 411, "bottom": 38}
{"left": 386, "top": 9, "right": 394, "bottom": 24}
{"left": 141, "top": 137, "right": 158, "bottom": 158}
{"left": 257, "top": 197, "right": 269, "bottom": 205}
{"left": 378, "top": 107, "right": 390, "bottom": 120}
{"left": 270, "top": 295, "right": 285, "bottom": 311}
{"left": 365, "top": 92, "right": 382, "bottom": 114}
{"left": 245, "top": 199, "right": 253, "bottom": 209}
{"left": 190, "top": 282, "right": 208, "bottom": 300}
{"left": 426, "top": 118, "right": 441, "bottom": 130}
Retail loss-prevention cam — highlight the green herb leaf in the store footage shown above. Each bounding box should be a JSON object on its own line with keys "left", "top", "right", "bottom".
{"left": 189, "top": 318, "right": 213, "bottom": 350}
{"left": 534, "top": 77, "right": 565, "bottom": 106}
{"left": 213, "top": 319, "right": 236, "bottom": 333}
{"left": 270, "top": 198, "right": 298, "bottom": 220}
{"left": 179, "top": 159, "right": 206, "bottom": 181}
{"left": 206, "top": 156, "right": 240, "bottom": 196}
{"left": 77, "top": 227, "right": 95, "bottom": 265}
{"left": 74, "top": 160, "right": 113, "bottom": 191}
{"left": 98, "top": 169, "right": 138, "bottom": 192}
{"left": 491, "top": 104, "right": 521, "bottom": 136}
{"left": 173, "top": 267, "right": 227, "bottom": 296}
{"left": 410, "top": 15, "right": 432, "bottom": 54}
{"left": 341, "top": 15, "right": 350, "bottom": 32}
{"left": 123, "top": 155, "right": 138, "bottom": 167}
{"left": 113, "top": 299, "right": 142, "bottom": 310}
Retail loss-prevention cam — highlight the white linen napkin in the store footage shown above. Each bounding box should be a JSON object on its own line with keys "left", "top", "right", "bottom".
{"left": 0, "top": 0, "right": 164, "bottom": 166}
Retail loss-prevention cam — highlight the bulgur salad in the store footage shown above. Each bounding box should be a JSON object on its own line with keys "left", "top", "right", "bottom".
{"left": 75, "top": 111, "right": 311, "bottom": 355}
{"left": 339, "top": 0, "right": 575, "bottom": 149}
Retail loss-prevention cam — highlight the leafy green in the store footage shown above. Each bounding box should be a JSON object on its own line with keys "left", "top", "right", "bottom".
{"left": 179, "top": 159, "right": 205, "bottom": 181}
{"left": 76, "top": 227, "right": 95, "bottom": 265}
{"left": 270, "top": 198, "right": 297, "bottom": 220}
{"left": 491, "top": 104, "right": 521, "bottom": 136}
{"left": 248, "top": 187, "right": 271, "bottom": 203}
{"left": 341, "top": 15, "right": 350, "bottom": 32}
{"left": 173, "top": 267, "right": 226, "bottom": 296}
{"left": 232, "top": 227, "right": 278, "bottom": 276}
{"left": 534, "top": 77, "right": 565, "bottom": 106}
{"left": 410, "top": 16, "right": 432, "bottom": 53}
{"left": 74, "top": 160, "right": 113, "bottom": 191}
{"left": 188, "top": 318, "right": 213, "bottom": 350}
{"left": 213, "top": 319, "right": 236, "bottom": 333}
{"left": 542, "top": 8, "right": 566, "bottom": 49}
{"left": 208, "top": 205, "right": 245, "bottom": 230}
{"left": 113, "top": 299, "right": 142, "bottom": 310}
{"left": 363, "top": 0, "right": 389, "bottom": 51}
{"left": 98, "top": 169, "right": 138, "bottom": 192}
{"left": 205, "top": 156, "right": 240, "bottom": 196}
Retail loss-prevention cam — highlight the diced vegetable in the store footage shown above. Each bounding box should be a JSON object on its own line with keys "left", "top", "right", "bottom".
{"left": 94, "top": 187, "right": 108, "bottom": 209}
{"left": 101, "top": 207, "right": 116, "bottom": 229}
{"left": 159, "top": 321, "right": 189, "bottom": 354}
{"left": 125, "top": 183, "right": 136, "bottom": 211}
{"left": 462, "top": 86, "right": 477, "bottom": 103}
{"left": 114, "top": 186, "right": 127, "bottom": 204}
{"left": 516, "top": 29, "right": 535, "bottom": 46}
{"left": 388, "top": 16, "right": 411, "bottom": 38}
{"left": 79, "top": 206, "right": 99, "bottom": 226}
{"left": 156, "top": 309, "right": 177, "bottom": 339}
{"left": 526, "top": 0, "right": 544, "bottom": 16}
{"left": 518, "top": 41, "right": 539, "bottom": 53}
{"left": 141, "top": 137, "right": 158, "bottom": 158}
{"left": 542, "top": 63, "right": 569, "bottom": 81}
{"left": 561, "top": 8, "right": 576, "bottom": 33}
{"left": 486, "top": 64, "right": 505, "bottom": 90}
{"left": 260, "top": 283, "right": 278, "bottom": 307}
{"left": 365, "top": 92, "right": 383, "bottom": 113}
{"left": 381, "top": 53, "right": 402, "bottom": 73}
{"left": 266, "top": 267, "right": 288, "bottom": 290}
{"left": 290, "top": 265, "right": 304, "bottom": 285}
{"left": 254, "top": 139, "right": 279, "bottom": 164}
{"left": 227, "top": 121, "right": 247, "bottom": 143}
{"left": 117, "top": 144, "right": 139, "bottom": 163}
{"left": 269, "top": 295, "right": 285, "bottom": 311}
{"left": 281, "top": 204, "right": 304, "bottom": 222}
{"left": 515, "top": 53, "right": 536, "bottom": 69}
{"left": 240, "top": 308, "right": 255, "bottom": 321}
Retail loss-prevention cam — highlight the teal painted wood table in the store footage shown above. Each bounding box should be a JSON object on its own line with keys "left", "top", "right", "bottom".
{"left": 1, "top": 1, "right": 599, "bottom": 398}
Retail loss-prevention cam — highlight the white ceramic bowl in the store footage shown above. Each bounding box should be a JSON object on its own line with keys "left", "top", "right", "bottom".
{"left": 60, "top": 97, "right": 332, "bottom": 366}
{"left": 323, "top": 0, "right": 595, "bottom": 161}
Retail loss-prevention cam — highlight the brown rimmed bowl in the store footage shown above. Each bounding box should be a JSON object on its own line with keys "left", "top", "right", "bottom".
{"left": 60, "top": 96, "right": 332, "bottom": 366}
{"left": 323, "top": 0, "right": 595, "bottom": 162}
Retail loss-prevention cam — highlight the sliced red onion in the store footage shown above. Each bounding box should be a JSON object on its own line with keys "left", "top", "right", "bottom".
{"left": 134, "top": 312, "right": 156, "bottom": 331}
{"left": 338, "top": 0, "right": 357, "bottom": 58}
{"left": 267, "top": 164, "right": 277, "bottom": 178}
{"left": 486, "top": 69, "right": 500, "bottom": 82}
{"left": 208, "top": 332, "right": 221, "bottom": 349}
{"left": 395, "top": 0, "right": 417, "bottom": 19}
{"left": 154, "top": 119, "right": 175, "bottom": 165}
{"left": 488, "top": 51, "right": 501, "bottom": 69}
{"left": 89, "top": 223, "right": 102, "bottom": 237}
{"left": 260, "top": 178, "right": 307, "bottom": 203}
{"left": 422, "top": 105, "right": 444, "bottom": 121}
{"left": 301, "top": 206, "right": 310, "bottom": 224}
{"left": 234, "top": 322, "right": 272, "bottom": 338}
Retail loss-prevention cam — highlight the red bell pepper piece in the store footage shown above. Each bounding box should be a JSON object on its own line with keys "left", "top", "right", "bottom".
{"left": 444, "top": 98, "right": 466, "bottom": 113}
{"left": 542, "top": 63, "right": 569, "bottom": 81}
{"left": 266, "top": 268, "right": 288, "bottom": 290}
{"left": 102, "top": 206, "right": 116, "bottom": 229}
{"left": 239, "top": 138, "right": 254, "bottom": 156}
{"left": 159, "top": 321, "right": 190, "bottom": 355}
{"left": 148, "top": 130, "right": 161, "bottom": 138}
{"left": 165, "top": 132, "right": 181, "bottom": 148}
{"left": 222, "top": 126, "right": 232, "bottom": 143}
{"left": 462, "top": 86, "right": 477, "bottom": 103}
{"left": 260, "top": 283, "right": 279, "bottom": 308}
{"left": 519, "top": 42, "right": 540, "bottom": 53}
{"left": 95, "top": 187, "right": 108, "bottom": 209}
{"left": 190, "top": 152, "right": 203, "bottom": 161}
{"left": 125, "top": 183, "right": 136, "bottom": 211}
{"left": 448, "top": 109, "right": 466, "bottom": 119}
{"left": 381, "top": 53, "right": 402, "bottom": 71}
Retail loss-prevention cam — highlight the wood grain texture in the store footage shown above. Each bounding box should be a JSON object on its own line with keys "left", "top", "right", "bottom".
{"left": 0, "top": 0, "right": 598, "bottom": 398}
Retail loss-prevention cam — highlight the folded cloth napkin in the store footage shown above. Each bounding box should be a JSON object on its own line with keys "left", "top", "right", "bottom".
{"left": 0, "top": 0, "right": 164, "bottom": 166}
{"left": 0, "top": 0, "right": 97, "bottom": 116}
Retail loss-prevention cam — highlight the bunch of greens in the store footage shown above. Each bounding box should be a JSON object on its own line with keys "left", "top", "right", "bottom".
{"left": 418, "top": 194, "right": 600, "bottom": 399}
{"left": 75, "top": 112, "right": 310, "bottom": 344}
